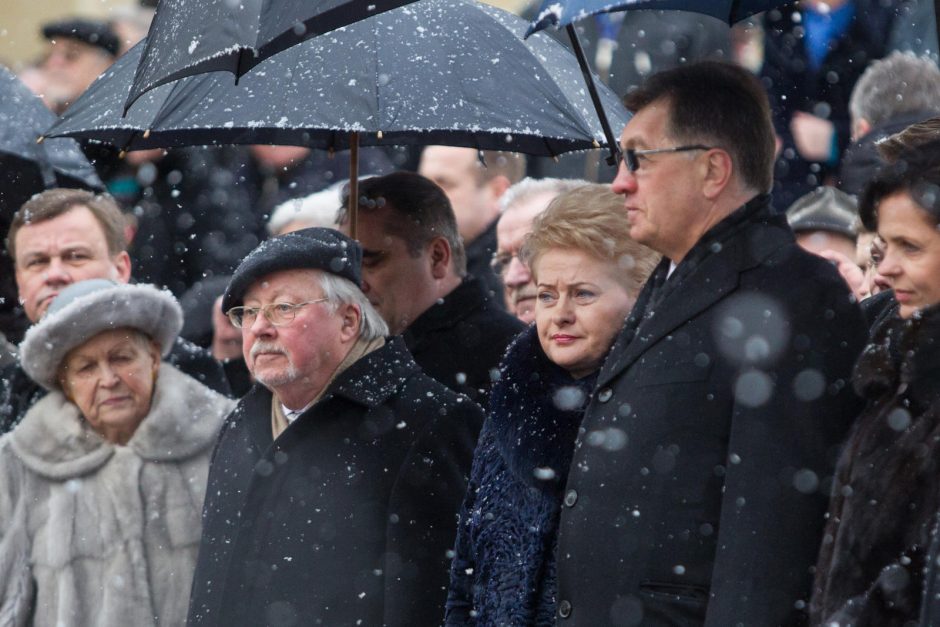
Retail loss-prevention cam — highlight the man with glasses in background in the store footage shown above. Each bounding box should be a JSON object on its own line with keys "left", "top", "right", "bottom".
{"left": 552, "top": 61, "right": 869, "bottom": 625}
{"left": 188, "top": 227, "right": 482, "bottom": 627}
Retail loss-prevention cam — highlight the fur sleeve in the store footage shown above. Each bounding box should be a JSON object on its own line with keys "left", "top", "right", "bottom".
{"left": 0, "top": 436, "right": 35, "bottom": 627}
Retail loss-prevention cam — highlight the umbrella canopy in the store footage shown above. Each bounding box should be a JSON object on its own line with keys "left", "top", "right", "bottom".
{"left": 50, "top": 0, "right": 628, "bottom": 159}
{"left": 126, "top": 0, "right": 417, "bottom": 112}
{"left": 526, "top": 0, "right": 796, "bottom": 35}
{"left": 0, "top": 67, "right": 101, "bottom": 194}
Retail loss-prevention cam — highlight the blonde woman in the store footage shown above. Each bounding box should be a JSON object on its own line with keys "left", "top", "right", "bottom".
{"left": 445, "top": 185, "right": 659, "bottom": 626}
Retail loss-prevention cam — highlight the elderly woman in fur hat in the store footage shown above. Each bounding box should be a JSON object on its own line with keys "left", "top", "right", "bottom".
{"left": 444, "top": 185, "right": 659, "bottom": 625}
{"left": 811, "top": 140, "right": 940, "bottom": 625}
{"left": 0, "top": 279, "right": 233, "bottom": 626}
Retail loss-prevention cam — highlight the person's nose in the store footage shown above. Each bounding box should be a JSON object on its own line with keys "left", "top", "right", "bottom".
{"left": 99, "top": 363, "right": 120, "bottom": 387}
{"left": 503, "top": 255, "right": 531, "bottom": 287}
{"left": 553, "top": 295, "right": 577, "bottom": 326}
{"left": 611, "top": 160, "right": 638, "bottom": 196}
{"left": 43, "top": 257, "right": 71, "bottom": 285}
{"left": 878, "top": 247, "right": 901, "bottom": 279}
{"left": 248, "top": 308, "right": 276, "bottom": 338}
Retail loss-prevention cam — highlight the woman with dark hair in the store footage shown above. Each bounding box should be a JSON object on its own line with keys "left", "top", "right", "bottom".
{"left": 444, "top": 184, "right": 659, "bottom": 625}
{"left": 811, "top": 140, "right": 940, "bottom": 625}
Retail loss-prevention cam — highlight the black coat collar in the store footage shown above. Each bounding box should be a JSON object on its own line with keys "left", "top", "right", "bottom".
{"left": 599, "top": 194, "right": 790, "bottom": 388}
{"left": 240, "top": 336, "right": 418, "bottom": 454}
{"left": 403, "top": 277, "right": 491, "bottom": 349}
{"left": 855, "top": 304, "right": 940, "bottom": 412}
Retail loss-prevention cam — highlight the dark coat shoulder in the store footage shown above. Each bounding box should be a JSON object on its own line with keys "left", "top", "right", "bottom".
{"left": 404, "top": 276, "right": 525, "bottom": 408}
{"left": 188, "top": 337, "right": 483, "bottom": 627}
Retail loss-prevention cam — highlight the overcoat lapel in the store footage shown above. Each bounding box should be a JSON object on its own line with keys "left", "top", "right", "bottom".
{"left": 598, "top": 195, "right": 791, "bottom": 389}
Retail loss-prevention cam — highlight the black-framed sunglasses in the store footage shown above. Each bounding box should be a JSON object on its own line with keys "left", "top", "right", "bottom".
{"left": 621, "top": 144, "right": 714, "bottom": 172}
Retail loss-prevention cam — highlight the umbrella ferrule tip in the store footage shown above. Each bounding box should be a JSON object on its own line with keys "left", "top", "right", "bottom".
{"left": 36, "top": 136, "right": 44, "bottom": 144}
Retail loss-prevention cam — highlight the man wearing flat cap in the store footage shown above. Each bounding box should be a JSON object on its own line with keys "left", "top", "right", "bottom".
{"left": 187, "top": 228, "right": 483, "bottom": 627}
{"left": 38, "top": 17, "right": 119, "bottom": 113}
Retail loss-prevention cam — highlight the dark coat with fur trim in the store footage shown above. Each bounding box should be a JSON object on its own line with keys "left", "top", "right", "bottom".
{"left": 812, "top": 304, "right": 940, "bottom": 626}
{"left": 445, "top": 326, "right": 595, "bottom": 626}
{"left": 187, "top": 337, "right": 483, "bottom": 627}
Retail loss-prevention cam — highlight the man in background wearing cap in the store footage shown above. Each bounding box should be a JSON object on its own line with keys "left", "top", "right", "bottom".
{"left": 187, "top": 227, "right": 483, "bottom": 627}
{"left": 786, "top": 186, "right": 867, "bottom": 301}
{"left": 38, "top": 17, "right": 119, "bottom": 113}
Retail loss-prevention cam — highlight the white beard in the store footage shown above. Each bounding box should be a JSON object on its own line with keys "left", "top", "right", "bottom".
{"left": 249, "top": 341, "right": 300, "bottom": 388}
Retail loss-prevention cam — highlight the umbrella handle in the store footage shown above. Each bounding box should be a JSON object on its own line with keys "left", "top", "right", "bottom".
{"left": 566, "top": 24, "right": 622, "bottom": 168}
{"left": 349, "top": 132, "right": 359, "bottom": 240}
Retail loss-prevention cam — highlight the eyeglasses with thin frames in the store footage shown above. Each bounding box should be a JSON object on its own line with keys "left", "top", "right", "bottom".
{"left": 490, "top": 250, "right": 523, "bottom": 275}
{"left": 226, "top": 298, "right": 328, "bottom": 328}
{"left": 621, "top": 144, "right": 714, "bottom": 172}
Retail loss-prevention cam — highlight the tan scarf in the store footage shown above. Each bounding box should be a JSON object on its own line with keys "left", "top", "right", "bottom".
{"left": 271, "top": 335, "right": 385, "bottom": 439}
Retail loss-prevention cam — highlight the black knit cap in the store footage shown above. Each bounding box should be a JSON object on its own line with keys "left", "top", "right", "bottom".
{"left": 222, "top": 227, "right": 362, "bottom": 311}
{"left": 42, "top": 18, "right": 120, "bottom": 57}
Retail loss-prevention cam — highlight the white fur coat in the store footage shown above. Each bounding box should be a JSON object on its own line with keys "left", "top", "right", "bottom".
{"left": 0, "top": 364, "right": 233, "bottom": 627}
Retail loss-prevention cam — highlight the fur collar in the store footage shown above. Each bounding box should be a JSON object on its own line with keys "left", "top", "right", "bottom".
{"left": 9, "top": 364, "right": 233, "bottom": 480}
{"left": 488, "top": 326, "right": 595, "bottom": 493}
{"left": 854, "top": 303, "right": 940, "bottom": 411}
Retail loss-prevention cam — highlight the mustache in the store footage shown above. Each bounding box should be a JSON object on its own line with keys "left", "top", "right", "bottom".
{"left": 510, "top": 286, "right": 537, "bottom": 305}
{"left": 249, "top": 341, "right": 289, "bottom": 360}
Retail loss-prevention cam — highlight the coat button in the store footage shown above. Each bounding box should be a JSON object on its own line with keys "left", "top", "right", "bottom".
{"left": 564, "top": 489, "right": 578, "bottom": 507}
{"left": 598, "top": 388, "right": 613, "bottom": 403}
{"left": 558, "top": 599, "right": 572, "bottom": 618}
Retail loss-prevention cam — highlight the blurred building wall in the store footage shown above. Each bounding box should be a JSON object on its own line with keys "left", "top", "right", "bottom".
{"left": 0, "top": 0, "right": 133, "bottom": 68}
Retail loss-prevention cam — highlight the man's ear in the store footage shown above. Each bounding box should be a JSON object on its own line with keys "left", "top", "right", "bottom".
{"left": 486, "top": 174, "right": 511, "bottom": 199}
{"left": 339, "top": 303, "right": 362, "bottom": 342}
{"left": 112, "top": 251, "right": 132, "bottom": 284}
{"left": 701, "top": 149, "right": 734, "bottom": 200}
{"left": 428, "top": 236, "right": 452, "bottom": 279}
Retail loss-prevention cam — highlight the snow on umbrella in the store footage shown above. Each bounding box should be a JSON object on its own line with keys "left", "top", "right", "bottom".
{"left": 126, "top": 0, "right": 418, "bottom": 113}
{"left": 526, "top": 0, "right": 798, "bottom": 35}
{"left": 45, "top": 0, "right": 629, "bottom": 233}
{"left": 0, "top": 67, "right": 101, "bottom": 195}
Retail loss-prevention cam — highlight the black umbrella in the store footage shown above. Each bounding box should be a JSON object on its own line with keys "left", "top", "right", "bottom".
{"left": 0, "top": 67, "right": 101, "bottom": 194}
{"left": 126, "top": 0, "right": 418, "bottom": 112}
{"left": 0, "top": 67, "right": 102, "bottom": 343}
{"left": 526, "top": 0, "right": 796, "bottom": 34}
{"left": 523, "top": 0, "right": 799, "bottom": 167}
{"left": 46, "top": 0, "right": 629, "bottom": 234}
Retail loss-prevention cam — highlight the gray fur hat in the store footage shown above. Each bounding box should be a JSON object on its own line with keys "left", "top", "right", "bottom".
{"left": 19, "top": 280, "right": 182, "bottom": 391}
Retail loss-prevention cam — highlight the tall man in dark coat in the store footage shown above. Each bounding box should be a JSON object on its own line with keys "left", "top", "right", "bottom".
{"left": 187, "top": 227, "right": 483, "bottom": 627}
{"left": 338, "top": 172, "right": 525, "bottom": 408}
{"left": 553, "top": 61, "right": 868, "bottom": 625}
{"left": 0, "top": 188, "right": 229, "bottom": 433}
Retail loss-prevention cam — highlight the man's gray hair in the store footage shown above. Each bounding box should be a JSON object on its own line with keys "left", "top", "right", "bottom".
{"left": 499, "top": 177, "right": 588, "bottom": 214}
{"left": 317, "top": 273, "right": 388, "bottom": 341}
{"left": 849, "top": 52, "right": 940, "bottom": 129}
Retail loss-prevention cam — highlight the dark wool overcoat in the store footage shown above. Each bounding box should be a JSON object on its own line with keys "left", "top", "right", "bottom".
{"left": 445, "top": 326, "right": 595, "bottom": 626}
{"left": 553, "top": 194, "right": 869, "bottom": 626}
{"left": 404, "top": 276, "right": 524, "bottom": 409}
{"left": 813, "top": 303, "right": 940, "bottom": 626}
{"left": 186, "top": 337, "right": 483, "bottom": 627}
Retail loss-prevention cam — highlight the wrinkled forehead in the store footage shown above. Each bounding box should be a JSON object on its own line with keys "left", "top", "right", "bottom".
{"left": 243, "top": 268, "right": 323, "bottom": 303}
